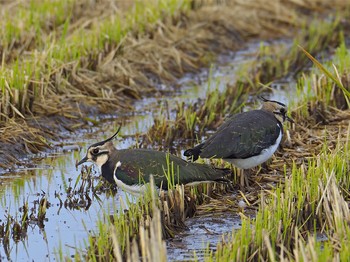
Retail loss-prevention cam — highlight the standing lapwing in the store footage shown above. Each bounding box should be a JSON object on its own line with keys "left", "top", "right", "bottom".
{"left": 76, "top": 127, "right": 230, "bottom": 195}
{"left": 184, "top": 97, "right": 293, "bottom": 185}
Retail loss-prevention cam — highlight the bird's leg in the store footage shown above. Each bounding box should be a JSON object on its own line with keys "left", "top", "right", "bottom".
{"left": 244, "top": 170, "right": 250, "bottom": 188}
{"left": 239, "top": 169, "right": 244, "bottom": 188}
{"left": 230, "top": 164, "right": 235, "bottom": 181}
{"left": 239, "top": 169, "right": 250, "bottom": 190}
{"left": 238, "top": 169, "right": 252, "bottom": 191}
{"left": 260, "top": 161, "right": 270, "bottom": 173}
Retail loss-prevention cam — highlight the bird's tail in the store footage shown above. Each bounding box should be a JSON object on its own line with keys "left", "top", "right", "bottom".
{"left": 183, "top": 144, "right": 202, "bottom": 161}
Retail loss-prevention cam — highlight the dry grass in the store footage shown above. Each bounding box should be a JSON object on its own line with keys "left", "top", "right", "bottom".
{"left": 78, "top": 104, "right": 350, "bottom": 260}
{"left": 0, "top": 0, "right": 133, "bottom": 62}
{"left": 1, "top": 0, "right": 349, "bottom": 165}
{"left": 1, "top": 1, "right": 350, "bottom": 260}
{"left": 0, "top": 119, "right": 51, "bottom": 167}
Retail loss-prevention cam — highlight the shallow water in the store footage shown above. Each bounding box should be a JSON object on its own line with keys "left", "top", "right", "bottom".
{"left": 0, "top": 40, "right": 294, "bottom": 261}
{"left": 167, "top": 213, "right": 242, "bottom": 261}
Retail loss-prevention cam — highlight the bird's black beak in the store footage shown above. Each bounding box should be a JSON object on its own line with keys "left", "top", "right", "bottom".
{"left": 285, "top": 115, "right": 294, "bottom": 123}
{"left": 76, "top": 156, "right": 88, "bottom": 168}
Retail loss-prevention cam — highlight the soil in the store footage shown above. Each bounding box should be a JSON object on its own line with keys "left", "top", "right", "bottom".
{"left": 0, "top": 0, "right": 349, "bottom": 168}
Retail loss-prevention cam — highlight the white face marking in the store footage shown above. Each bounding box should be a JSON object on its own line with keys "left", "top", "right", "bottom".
{"left": 226, "top": 128, "right": 282, "bottom": 169}
{"left": 273, "top": 112, "right": 285, "bottom": 124}
{"left": 261, "top": 101, "right": 288, "bottom": 123}
{"left": 94, "top": 154, "right": 109, "bottom": 167}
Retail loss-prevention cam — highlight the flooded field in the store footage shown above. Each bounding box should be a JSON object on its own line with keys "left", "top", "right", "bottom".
{"left": 0, "top": 41, "right": 295, "bottom": 261}
{"left": 167, "top": 213, "right": 242, "bottom": 261}
{"left": 1, "top": 0, "right": 349, "bottom": 260}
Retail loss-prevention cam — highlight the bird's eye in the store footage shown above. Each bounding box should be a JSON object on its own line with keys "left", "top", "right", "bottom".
{"left": 280, "top": 108, "right": 286, "bottom": 114}
{"left": 92, "top": 148, "right": 99, "bottom": 155}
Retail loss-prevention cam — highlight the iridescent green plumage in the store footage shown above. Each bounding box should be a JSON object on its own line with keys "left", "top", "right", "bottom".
{"left": 76, "top": 129, "right": 230, "bottom": 192}
{"left": 103, "top": 147, "right": 230, "bottom": 189}
{"left": 184, "top": 98, "right": 293, "bottom": 169}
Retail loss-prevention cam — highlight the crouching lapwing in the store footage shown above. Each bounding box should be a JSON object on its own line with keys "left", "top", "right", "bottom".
{"left": 184, "top": 97, "right": 293, "bottom": 186}
{"left": 76, "top": 127, "right": 230, "bottom": 195}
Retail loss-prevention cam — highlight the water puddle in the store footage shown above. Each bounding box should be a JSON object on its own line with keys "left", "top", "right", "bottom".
{"left": 167, "top": 213, "right": 242, "bottom": 261}
{"left": 0, "top": 40, "right": 295, "bottom": 260}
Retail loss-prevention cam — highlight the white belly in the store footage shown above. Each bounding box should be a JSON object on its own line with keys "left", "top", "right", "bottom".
{"left": 114, "top": 176, "right": 148, "bottom": 196}
{"left": 225, "top": 129, "right": 282, "bottom": 169}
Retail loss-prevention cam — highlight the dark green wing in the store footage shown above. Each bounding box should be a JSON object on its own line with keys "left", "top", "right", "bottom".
{"left": 199, "top": 110, "right": 281, "bottom": 159}
{"left": 112, "top": 149, "right": 228, "bottom": 189}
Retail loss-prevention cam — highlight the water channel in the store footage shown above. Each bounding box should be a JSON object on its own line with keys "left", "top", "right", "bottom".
{"left": 0, "top": 40, "right": 295, "bottom": 261}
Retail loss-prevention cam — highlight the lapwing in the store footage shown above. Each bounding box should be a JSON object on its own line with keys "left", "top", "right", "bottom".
{"left": 184, "top": 97, "right": 293, "bottom": 184}
{"left": 76, "top": 127, "right": 230, "bottom": 195}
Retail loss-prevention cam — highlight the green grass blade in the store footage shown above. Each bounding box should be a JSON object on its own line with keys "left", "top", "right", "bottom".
{"left": 298, "top": 45, "right": 350, "bottom": 104}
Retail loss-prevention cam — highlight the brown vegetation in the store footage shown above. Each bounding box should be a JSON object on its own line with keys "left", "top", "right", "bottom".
{"left": 0, "top": 0, "right": 348, "bottom": 166}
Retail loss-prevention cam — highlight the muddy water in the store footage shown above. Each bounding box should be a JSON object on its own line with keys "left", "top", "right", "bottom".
{"left": 0, "top": 41, "right": 294, "bottom": 261}
{"left": 167, "top": 213, "right": 242, "bottom": 261}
